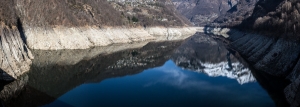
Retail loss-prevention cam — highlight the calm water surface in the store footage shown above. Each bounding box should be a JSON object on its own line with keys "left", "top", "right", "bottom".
{"left": 1, "top": 33, "right": 277, "bottom": 107}
{"left": 44, "top": 60, "right": 274, "bottom": 107}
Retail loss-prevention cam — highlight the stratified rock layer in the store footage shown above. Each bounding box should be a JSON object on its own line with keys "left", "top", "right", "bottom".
{"left": 209, "top": 29, "right": 300, "bottom": 107}
{"left": 0, "top": 23, "right": 33, "bottom": 80}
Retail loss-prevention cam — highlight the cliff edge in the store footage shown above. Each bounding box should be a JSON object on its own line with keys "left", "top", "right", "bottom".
{"left": 0, "top": 0, "right": 196, "bottom": 80}
{"left": 208, "top": 0, "right": 300, "bottom": 106}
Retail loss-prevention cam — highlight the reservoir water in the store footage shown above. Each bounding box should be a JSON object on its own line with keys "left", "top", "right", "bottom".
{"left": 1, "top": 33, "right": 280, "bottom": 107}
{"left": 44, "top": 60, "right": 274, "bottom": 107}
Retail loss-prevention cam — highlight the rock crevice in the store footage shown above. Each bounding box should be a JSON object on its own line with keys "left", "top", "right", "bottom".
{"left": 0, "top": 23, "right": 33, "bottom": 81}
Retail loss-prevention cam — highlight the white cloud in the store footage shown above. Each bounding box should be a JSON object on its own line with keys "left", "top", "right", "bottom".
{"left": 144, "top": 64, "right": 227, "bottom": 92}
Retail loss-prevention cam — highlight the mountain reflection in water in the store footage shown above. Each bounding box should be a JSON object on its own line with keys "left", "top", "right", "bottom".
{"left": 171, "top": 34, "right": 255, "bottom": 84}
{"left": 0, "top": 33, "right": 282, "bottom": 107}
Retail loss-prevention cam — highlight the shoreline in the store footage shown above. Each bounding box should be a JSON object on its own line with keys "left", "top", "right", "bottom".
{"left": 206, "top": 27, "right": 300, "bottom": 107}
{"left": 0, "top": 24, "right": 198, "bottom": 80}
{"left": 24, "top": 27, "right": 198, "bottom": 50}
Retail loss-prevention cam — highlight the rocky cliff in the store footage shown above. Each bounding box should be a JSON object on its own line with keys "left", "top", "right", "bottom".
{"left": 0, "top": 0, "right": 197, "bottom": 80}
{"left": 206, "top": 0, "right": 300, "bottom": 106}
{"left": 208, "top": 25, "right": 300, "bottom": 107}
{"left": 0, "top": 23, "right": 33, "bottom": 81}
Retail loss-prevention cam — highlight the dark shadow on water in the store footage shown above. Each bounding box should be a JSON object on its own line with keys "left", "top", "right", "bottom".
{"left": 173, "top": 33, "right": 286, "bottom": 106}
{"left": 251, "top": 68, "right": 290, "bottom": 107}
{"left": 229, "top": 48, "right": 291, "bottom": 107}
{"left": 230, "top": 49, "right": 291, "bottom": 107}
{"left": 0, "top": 41, "right": 184, "bottom": 106}
{"left": 209, "top": 32, "right": 292, "bottom": 107}
{"left": 0, "top": 32, "right": 296, "bottom": 107}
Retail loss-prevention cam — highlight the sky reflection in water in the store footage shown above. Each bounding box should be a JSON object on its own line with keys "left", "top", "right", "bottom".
{"left": 44, "top": 60, "right": 275, "bottom": 107}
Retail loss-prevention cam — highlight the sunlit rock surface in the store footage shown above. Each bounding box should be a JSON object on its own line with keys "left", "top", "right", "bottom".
{"left": 0, "top": 0, "right": 195, "bottom": 79}
{"left": 25, "top": 27, "right": 196, "bottom": 50}
{"left": 0, "top": 23, "right": 33, "bottom": 81}
{"left": 14, "top": 0, "right": 195, "bottom": 50}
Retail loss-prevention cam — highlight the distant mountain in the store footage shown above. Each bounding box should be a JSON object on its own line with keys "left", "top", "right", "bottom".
{"left": 211, "top": 0, "right": 258, "bottom": 27}
{"left": 172, "top": 0, "right": 238, "bottom": 26}
{"left": 213, "top": 0, "right": 300, "bottom": 37}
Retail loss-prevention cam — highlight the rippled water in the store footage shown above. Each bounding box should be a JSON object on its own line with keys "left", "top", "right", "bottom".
{"left": 0, "top": 33, "right": 278, "bottom": 107}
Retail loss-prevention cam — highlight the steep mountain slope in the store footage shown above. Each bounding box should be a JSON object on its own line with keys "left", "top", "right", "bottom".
{"left": 16, "top": 0, "right": 196, "bottom": 50}
{"left": 212, "top": 0, "right": 258, "bottom": 27}
{"left": 240, "top": 0, "right": 300, "bottom": 38}
{"left": 172, "top": 0, "right": 238, "bottom": 26}
{"left": 17, "top": 0, "right": 189, "bottom": 27}
{"left": 0, "top": 0, "right": 197, "bottom": 80}
{"left": 212, "top": 0, "right": 300, "bottom": 38}
{"left": 209, "top": 0, "right": 300, "bottom": 106}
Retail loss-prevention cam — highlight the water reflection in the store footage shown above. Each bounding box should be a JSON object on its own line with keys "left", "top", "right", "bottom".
{"left": 0, "top": 41, "right": 184, "bottom": 106}
{"left": 145, "top": 60, "right": 229, "bottom": 92}
{"left": 45, "top": 60, "right": 274, "bottom": 107}
{"left": 0, "top": 33, "right": 285, "bottom": 107}
{"left": 172, "top": 33, "right": 255, "bottom": 84}
{"left": 31, "top": 41, "right": 183, "bottom": 98}
{"left": 207, "top": 30, "right": 295, "bottom": 107}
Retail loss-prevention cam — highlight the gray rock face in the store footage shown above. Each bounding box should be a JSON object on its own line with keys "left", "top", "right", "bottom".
{"left": 172, "top": 0, "right": 238, "bottom": 26}
{"left": 285, "top": 75, "right": 300, "bottom": 107}
{"left": 210, "top": 29, "right": 300, "bottom": 107}
{"left": 223, "top": 30, "right": 300, "bottom": 78}
{"left": 0, "top": 23, "right": 33, "bottom": 81}
{"left": 205, "top": 0, "right": 300, "bottom": 106}
{"left": 0, "top": 0, "right": 195, "bottom": 79}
